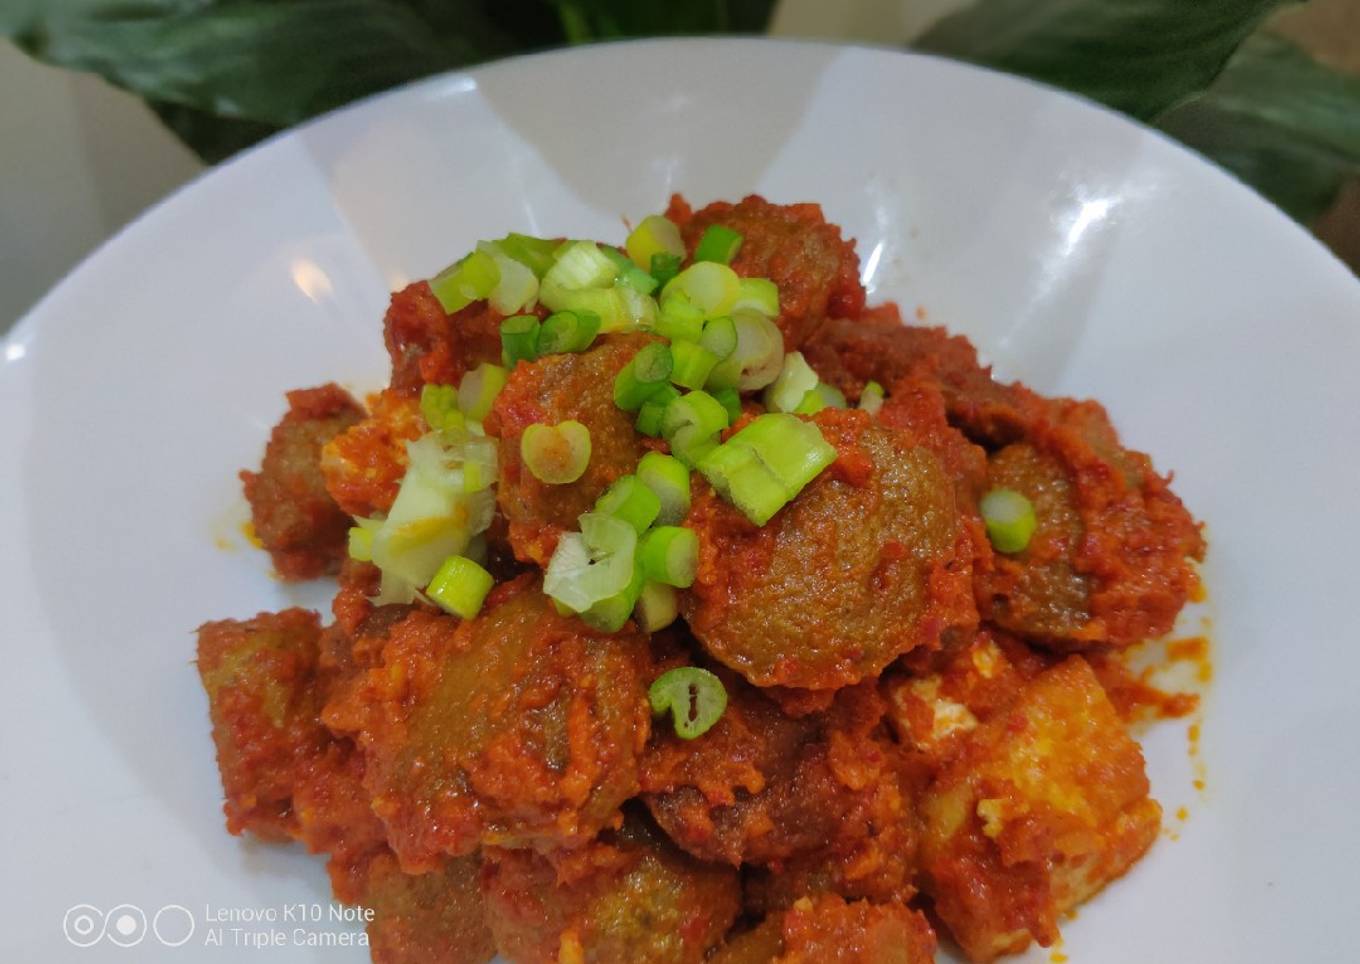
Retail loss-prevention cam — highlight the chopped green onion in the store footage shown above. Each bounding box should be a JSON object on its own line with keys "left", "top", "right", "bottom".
{"left": 670, "top": 340, "right": 719, "bottom": 390}
{"left": 732, "top": 277, "right": 780, "bottom": 317}
{"left": 500, "top": 315, "right": 541, "bottom": 367}
{"left": 699, "top": 316, "right": 737, "bottom": 361}
{"left": 538, "top": 310, "right": 602, "bottom": 355}
{"left": 544, "top": 512, "right": 637, "bottom": 613}
{"left": 712, "top": 386, "right": 742, "bottom": 423}
{"left": 429, "top": 250, "right": 500, "bottom": 314}
{"left": 482, "top": 233, "right": 559, "bottom": 278}
{"left": 980, "top": 488, "right": 1038, "bottom": 554}
{"left": 487, "top": 252, "right": 539, "bottom": 314}
{"left": 697, "top": 413, "right": 837, "bottom": 525}
{"left": 636, "top": 451, "right": 692, "bottom": 525}
{"left": 460, "top": 437, "right": 498, "bottom": 493}
{"left": 859, "top": 380, "right": 885, "bottom": 415}
{"left": 426, "top": 555, "right": 494, "bottom": 619}
{"left": 636, "top": 384, "right": 681, "bottom": 437}
{"left": 639, "top": 526, "right": 698, "bottom": 588}
{"left": 662, "top": 262, "right": 740, "bottom": 319}
{"left": 661, "top": 390, "right": 730, "bottom": 467}
{"left": 707, "top": 310, "right": 784, "bottom": 391}
{"left": 521, "top": 420, "right": 591, "bottom": 484}
{"left": 650, "top": 252, "right": 683, "bottom": 288}
{"left": 794, "top": 382, "right": 847, "bottom": 415}
{"left": 457, "top": 362, "right": 509, "bottom": 421}
{"left": 580, "top": 563, "right": 645, "bottom": 633}
{"left": 601, "top": 247, "right": 660, "bottom": 295}
{"left": 763, "top": 352, "right": 820, "bottom": 413}
{"left": 655, "top": 293, "right": 705, "bottom": 342}
{"left": 613, "top": 343, "right": 674, "bottom": 411}
{"left": 635, "top": 582, "right": 679, "bottom": 632}
{"left": 694, "top": 225, "right": 743, "bottom": 265}
{"left": 420, "top": 383, "right": 461, "bottom": 432}
{"left": 543, "top": 240, "right": 618, "bottom": 291}
{"left": 594, "top": 475, "right": 662, "bottom": 534}
{"left": 649, "top": 667, "right": 728, "bottom": 740}
{"left": 347, "top": 524, "right": 374, "bottom": 562}
{"left": 540, "top": 281, "right": 654, "bottom": 332}
{"left": 626, "top": 215, "right": 685, "bottom": 270}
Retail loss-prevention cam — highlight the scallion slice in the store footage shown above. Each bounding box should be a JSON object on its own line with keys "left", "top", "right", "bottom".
{"left": 457, "top": 362, "right": 509, "bottom": 422}
{"left": 636, "top": 451, "right": 691, "bottom": 525}
{"left": 635, "top": 582, "right": 679, "bottom": 632}
{"left": 650, "top": 252, "right": 683, "bottom": 288}
{"left": 694, "top": 224, "right": 743, "bottom": 265}
{"left": 420, "top": 383, "right": 461, "bottom": 433}
{"left": 426, "top": 555, "right": 494, "bottom": 619}
{"left": 707, "top": 310, "right": 784, "bottom": 391}
{"left": 763, "top": 352, "right": 820, "bottom": 413}
{"left": 594, "top": 475, "right": 662, "bottom": 534}
{"left": 613, "top": 343, "right": 674, "bottom": 411}
{"left": 661, "top": 390, "right": 730, "bottom": 467}
{"left": 639, "top": 526, "right": 698, "bottom": 588}
{"left": 481, "top": 233, "right": 559, "bottom": 278}
{"left": 635, "top": 384, "right": 681, "bottom": 437}
{"left": 500, "top": 314, "right": 541, "bottom": 367}
{"left": 601, "top": 246, "right": 660, "bottom": 295}
{"left": 655, "top": 293, "right": 705, "bottom": 343}
{"left": 670, "top": 340, "right": 719, "bottom": 391}
{"left": 699, "top": 316, "right": 737, "bottom": 361}
{"left": 429, "top": 250, "right": 500, "bottom": 314}
{"left": 712, "top": 386, "right": 742, "bottom": 423}
{"left": 859, "top": 380, "right": 885, "bottom": 415}
{"left": 661, "top": 262, "right": 740, "bottom": 319}
{"left": 487, "top": 252, "right": 539, "bottom": 314}
{"left": 980, "top": 488, "right": 1038, "bottom": 554}
{"left": 543, "top": 240, "right": 618, "bottom": 291}
{"left": 521, "top": 420, "right": 592, "bottom": 484}
{"left": 649, "top": 667, "right": 728, "bottom": 740}
{"left": 626, "top": 215, "right": 685, "bottom": 271}
{"left": 697, "top": 413, "right": 837, "bottom": 525}
{"left": 794, "top": 382, "right": 847, "bottom": 415}
{"left": 544, "top": 512, "right": 637, "bottom": 613}
{"left": 732, "top": 277, "right": 780, "bottom": 317}
{"left": 538, "top": 309, "right": 602, "bottom": 355}
{"left": 579, "top": 563, "right": 645, "bottom": 633}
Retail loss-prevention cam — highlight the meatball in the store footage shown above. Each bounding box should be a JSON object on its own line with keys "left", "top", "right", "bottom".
{"left": 321, "top": 388, "right": 425, "bottom": 519}
{"left": 480, "top": 812, "right": 740, "bottom": 964}
{"left": 642, "top": 670, "right": 918, "bottom": 906}
{"left": 343, "top": 850, "right": 495, "bottom": 964}
{"left": 384, "top": 281, "right": 506, "bottom": 395}
{"left": 712, "top": 895, "right": 936, "bottom": 964}
{"left": 975, "top": 399, "right": 1205, "bottom": 649}
{"left": 667, "top": 194, "right": 865, "bottom": 350}
{"left": 241, "top": 384, "right": 363, "bottom": 579}
{"left": 803, "top": 308, "right": 1041, "bottom": 446}
{"left": 324, "top": 578, "right": 652, "bottom": 870}
{"left": 919, "top": 657, "right": 1161, "bottom": 962}
{"left": 197, "top": 609, "right": 330, "bottom": 838}
{"left": 488, "top": 336, "right": 651, "bottom": 565}
{"left": 196, "top": 609, "right": 388, "bottom": 868}
{"left": 682, "top": 408, "right": 978, "bottom": 690}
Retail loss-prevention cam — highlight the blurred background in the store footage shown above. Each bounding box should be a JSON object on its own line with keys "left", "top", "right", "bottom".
{"left": 3, "top": 0, "right": 1357, "bottom": 330}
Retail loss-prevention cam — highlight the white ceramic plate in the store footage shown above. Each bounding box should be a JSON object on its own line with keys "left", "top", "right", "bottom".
{"left": 3, "top": 38, "right": 1358, "bottom": 963}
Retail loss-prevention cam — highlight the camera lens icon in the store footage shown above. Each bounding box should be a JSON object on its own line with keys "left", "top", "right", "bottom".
{"left": 63, "top": 905, "right": 105, "bottom": 948}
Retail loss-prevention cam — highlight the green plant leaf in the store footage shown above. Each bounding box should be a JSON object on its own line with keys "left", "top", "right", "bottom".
{"left": 917, "top": 0, "right": 1296, "bottom": 119}
{"left": 1157, "top": 33, "right": 1360, "bottom": 223}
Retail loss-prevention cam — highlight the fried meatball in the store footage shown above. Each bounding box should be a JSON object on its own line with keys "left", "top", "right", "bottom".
{"left": 321, "top": 388, "right": 425, "bottom": 518}
{"left": 642, "top": 671, "right": 918, "bottom": 905}
{"left": 666, "top": 194, "right": 864, "bottom": 350}
{"left": 803, "top": 308, "right": 1041, "bottom": 446}
{"left": 241, "top": 384, "right": 363, "bottom": 579}
{"left": 919, "top": 657, "right": 1161, "bottom": 962}
{"left": 488, "top": 336, "right": 651, "bottom": 565}
{"left": 340, "top": 850, "right": 496, "bottom": 964}
{"left": 384, "top": 281, "right": 506, "bottom": 395}
{"left": 325, "top": 578, "right": 652, "bottom": 870}
{"left": 196, "top": 609, "right": 388, "bottom": 869}
{"left": 712, "top": 895, "right": 936, "bottom": 964}
{"left": 197, "top": 609, "right": 330, "bottom": 838}
{"left": 975, "top": 400, "right": 1204, "bottom": 649}
{"left": 682, "top": 408, "right": 978, "bottom": 690}
{"left": 481, "top": 812, "right": 740, "bottom": 964}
